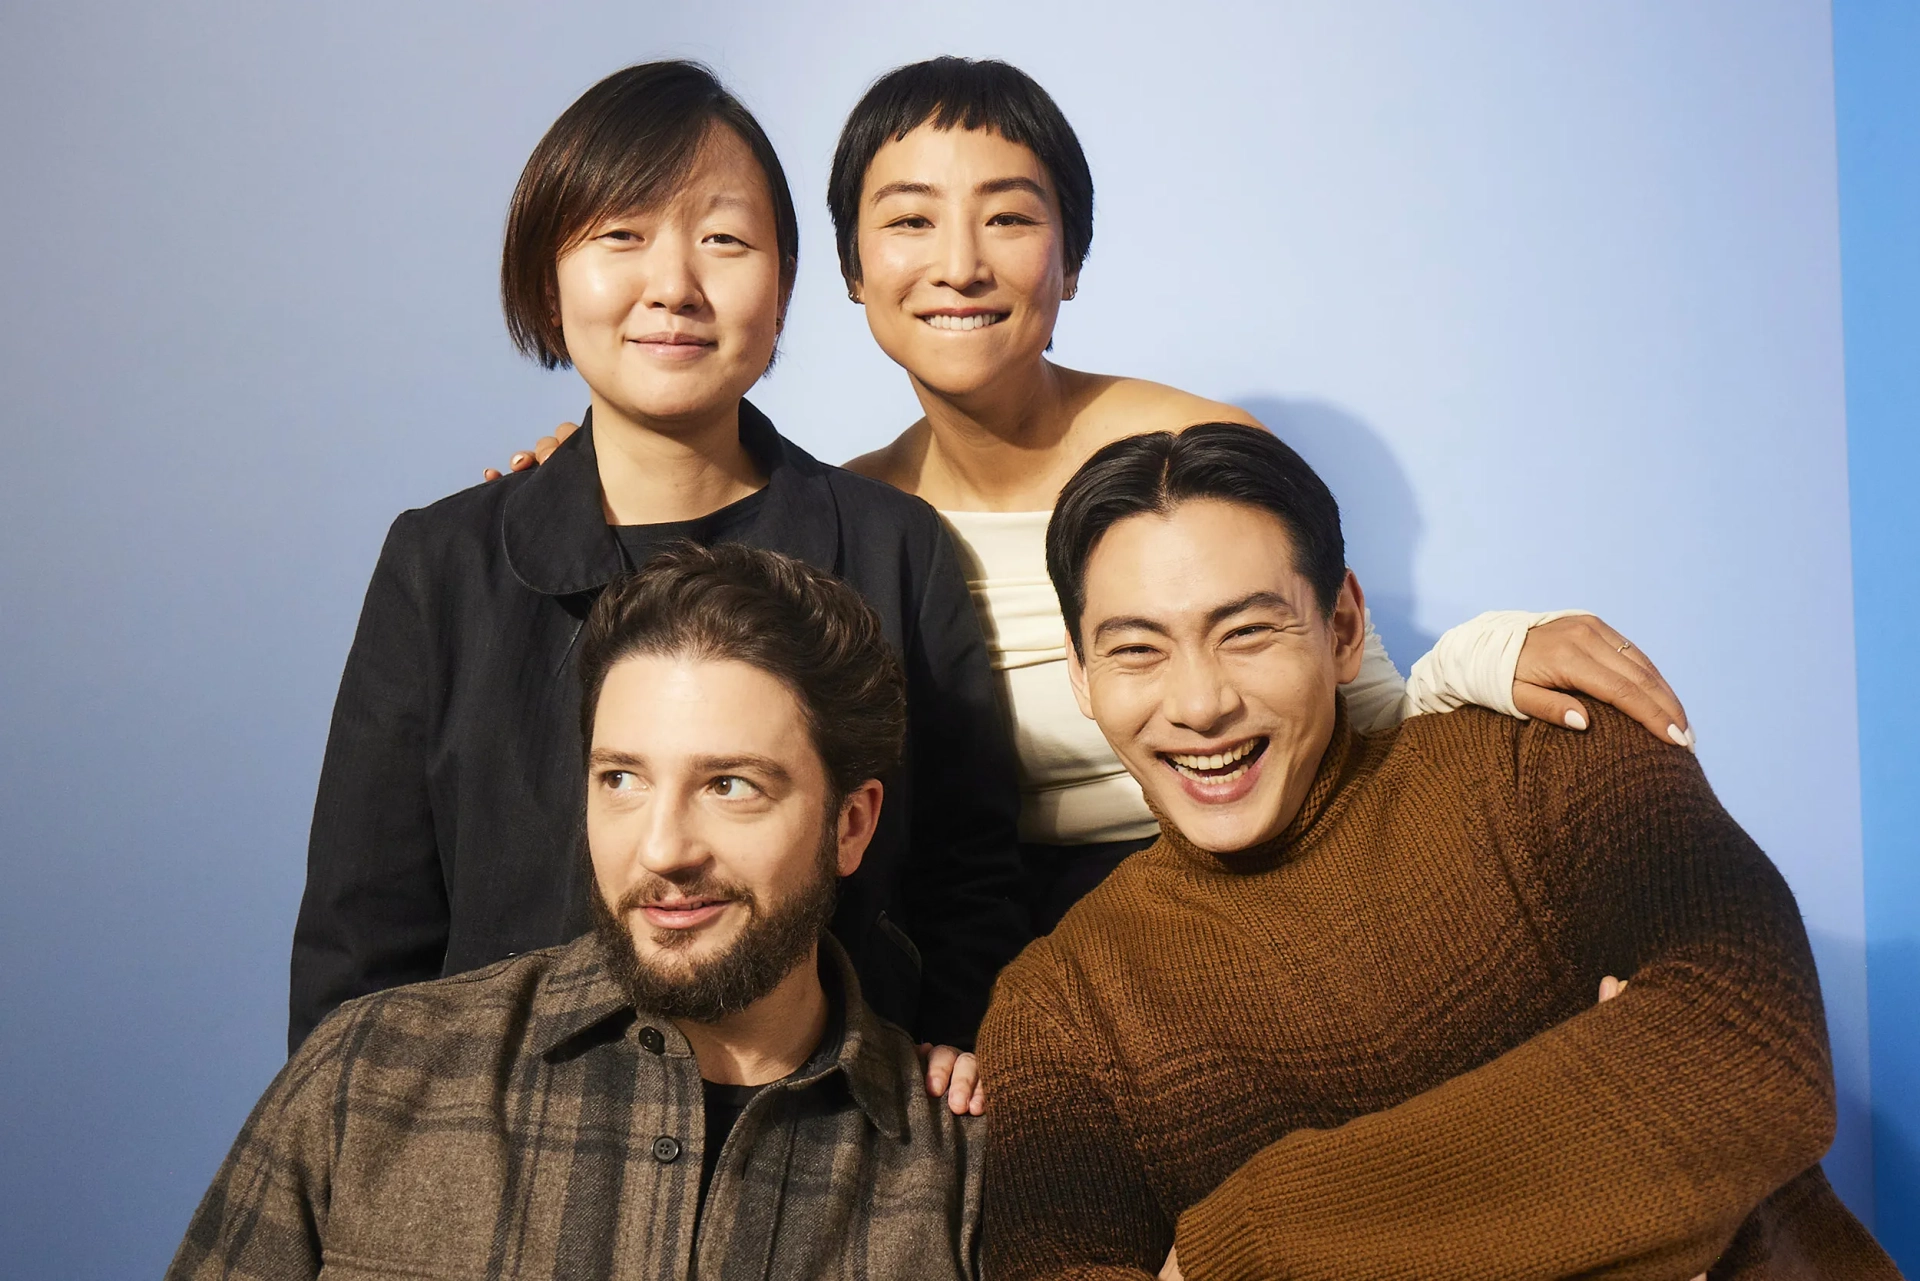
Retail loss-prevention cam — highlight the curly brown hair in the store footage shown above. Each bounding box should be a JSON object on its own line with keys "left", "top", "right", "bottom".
{"left": 577, "top": 542, "right": 907, "bottom": 800}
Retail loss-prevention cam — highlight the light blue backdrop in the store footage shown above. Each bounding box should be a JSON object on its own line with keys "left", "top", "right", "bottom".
{"left": 0, "top": 2, "right": 1880, "bottom": 1274}
{"left": 1836, "top": 0, "right": 1920, "bottom": 1269}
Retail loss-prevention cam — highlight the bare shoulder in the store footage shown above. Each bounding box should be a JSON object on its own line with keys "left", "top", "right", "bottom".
{"left": 1074, "top": 375, "right": 1265, "bottom": 448}
{"left": 842, "top": 420, "right": 930, "bottom": 494}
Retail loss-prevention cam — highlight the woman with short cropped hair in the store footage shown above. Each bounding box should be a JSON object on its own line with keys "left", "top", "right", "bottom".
{"left": 828, "top": 57, "right": 1695, "bottom": 928}
{"left": 294, "top": 62, "right": 1024, "bottom": 1083}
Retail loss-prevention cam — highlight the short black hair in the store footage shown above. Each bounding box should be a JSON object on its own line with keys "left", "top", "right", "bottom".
{"left": 827, "top": 56, "right": 1094, "bottom": 288}
{"left": 1046, "top": 425, "right": 1348, "bottom": 655}
{"left": 502, "top": 61, "right": 800, "bottom": 370}
{"left": 578, "top": 542, "right": 907, "bottom": 801}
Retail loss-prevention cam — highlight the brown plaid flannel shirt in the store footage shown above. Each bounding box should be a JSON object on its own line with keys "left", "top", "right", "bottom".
{"left": 168, "top": 934, "right": 983, "bottom": 1280}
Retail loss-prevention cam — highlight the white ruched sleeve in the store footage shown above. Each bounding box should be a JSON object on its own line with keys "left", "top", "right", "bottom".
{"left": 1345, "top": 608, "right": 1595, "bottom": 733}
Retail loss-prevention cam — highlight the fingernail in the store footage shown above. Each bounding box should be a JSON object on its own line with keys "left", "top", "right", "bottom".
{"left": 1667, "top": 724, "right": 1689, "bottom": 747}
{"left": 1563, "top": 709, "right": 1588, "bottom": 731}
{"left": 511, "top": 453, "right": 530, "bottom": 466}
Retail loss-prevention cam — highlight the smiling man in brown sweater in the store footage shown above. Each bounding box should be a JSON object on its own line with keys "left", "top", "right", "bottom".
{"left": 977, "top": 425, "right": 1897, "bottom": 1280}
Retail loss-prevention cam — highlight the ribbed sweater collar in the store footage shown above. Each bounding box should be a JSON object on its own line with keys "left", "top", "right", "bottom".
{"left": 1155, "top": 695, "right": 1364, "bottom": 872}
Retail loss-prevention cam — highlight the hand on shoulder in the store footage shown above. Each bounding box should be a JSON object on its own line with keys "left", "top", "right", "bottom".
{"left": 482, "top": 421, "right": 578, "bottom": 482}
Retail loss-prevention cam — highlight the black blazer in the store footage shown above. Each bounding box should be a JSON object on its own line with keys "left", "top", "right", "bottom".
{"left": 291, "top": 403, "right": 1029, "bottom": 1051}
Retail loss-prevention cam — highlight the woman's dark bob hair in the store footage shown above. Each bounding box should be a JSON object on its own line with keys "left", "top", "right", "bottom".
{"left": 827, "top": 56, "right": 1095, "bottom": 288}
{"left": 1046, "top": 425, "right": 1348, "bottom": 657}
{"left": 502, "top": 61, "right": 800, "bottom": 370}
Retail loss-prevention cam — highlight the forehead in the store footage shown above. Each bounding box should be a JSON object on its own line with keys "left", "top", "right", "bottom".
{"left": 593, "top": 654, "right": 814, "bottom": 760}
{"left": 862, "top": 122, "right": 1053, "bottom": 197}
{"left": 1083, "top": 500, "right": 1305, "bottom": 619}
{"left": 583, "top": 125, "right": 775, "bottom": 229}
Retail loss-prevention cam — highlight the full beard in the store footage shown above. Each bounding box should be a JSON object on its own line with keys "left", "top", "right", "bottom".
{"left": 590, "top": 823, "right": 840, "bottom": 1024}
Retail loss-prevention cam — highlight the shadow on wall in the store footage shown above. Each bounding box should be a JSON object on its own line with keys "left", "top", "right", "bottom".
{"left": 1238, "top": 397, "right": 1435, "bottom": 673}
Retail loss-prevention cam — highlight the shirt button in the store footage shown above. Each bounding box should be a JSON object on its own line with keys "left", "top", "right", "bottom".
{"left": 639, "top": 1026, "right": 665, "bottom": 1054}
{"left": 652, "top": 1136, "right": 682, "bottom": 1164}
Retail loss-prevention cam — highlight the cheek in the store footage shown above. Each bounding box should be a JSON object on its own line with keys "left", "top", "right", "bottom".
{"left": 859, "top": 237, "right": 922, "bottom": 302}
{"left": 556, "top": 261, "right": 630, "bottom": 345}
{"left": 710, "top": 265, "right": 783, "bottom": 348}
{"left": 584, "top": 805, "right": 629, "bottom": 889}
{"left": 1087, "top": 668, "right": 1163, "bottom": 741}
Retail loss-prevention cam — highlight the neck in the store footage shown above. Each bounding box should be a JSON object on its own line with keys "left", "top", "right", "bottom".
{"left": 586, "top": 390, "right": 765, "bottom": 526}
{"left": 909, "top": 357, "right": 1086, "bottom": 510}
{"left": 675, "top": 943, "right": 829, "bottom": 1087}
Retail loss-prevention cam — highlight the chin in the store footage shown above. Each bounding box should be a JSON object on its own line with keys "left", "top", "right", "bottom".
{"left": 1172, "top": 807, "right": 1280, "bottom": 854}
{"left": 1148, "top": 783, "right": 1288, "bottom": 855}
{"left": 909, "top": 356, "right": 1018, "bottom": 401}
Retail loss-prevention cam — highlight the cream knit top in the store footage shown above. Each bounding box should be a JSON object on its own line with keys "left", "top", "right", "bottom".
{"left": 940, "top": 509, "right": 1584, "bottom": 845}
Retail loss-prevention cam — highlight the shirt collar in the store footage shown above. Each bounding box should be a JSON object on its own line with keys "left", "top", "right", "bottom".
{"left": 1155, "top": 693, "right": 1369, "bottom": 871}
{"left": 531, "top": 929, "right": 910, "bottom": 1141}
{"left": 502, "top": 399, "right": 842, "bottom": 597}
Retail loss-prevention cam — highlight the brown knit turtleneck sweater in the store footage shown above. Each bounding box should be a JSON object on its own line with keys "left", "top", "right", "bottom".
{"left": 978, "top": 702, "right": 1897, "bottom": 1280}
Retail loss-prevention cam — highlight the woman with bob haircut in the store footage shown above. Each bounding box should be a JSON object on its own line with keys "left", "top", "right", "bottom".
{"left": 507, "top": 57, "right": 1694, "bottom": 932}
{"left": 294, "top": 61, "right": 1023, "bottom": 1098}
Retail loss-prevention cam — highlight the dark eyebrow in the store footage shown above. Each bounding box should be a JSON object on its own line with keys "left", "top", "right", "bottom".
{"left": 1091, "top": 592, "right": 1298, "bottom": 644}
{"left": 589, "top": 748, "right": 646, "bottom": 770}
{"left": 1092, "top": 614, "right": 1174, "bottom": 643}
{"left": 869, "top": 180, "right": 937, "bottom": 204}
{"left": 1206, "top": 591, "right": 1297, "bottom": 629}
{"left": 588, "top": 748, "right": 791, "bottom": 787}
{"left": 690, "top": 754, "right": 793, "bottom": 787}
{"left": 977, "top": 176, "right": 1048, "bottom": 200}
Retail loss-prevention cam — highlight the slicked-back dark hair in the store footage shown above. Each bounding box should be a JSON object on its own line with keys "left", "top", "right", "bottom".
{"left": 1047, "top": 425, "right": 1348, "bottom": 656}
{"left": 502, "top": 61, "right": 800, "bottom": 370}
{"left": 578, "top": 543, "right": 907, "bottom": 802}
{"left": 827, "top": 56, "right": 1094, "bottom": 287}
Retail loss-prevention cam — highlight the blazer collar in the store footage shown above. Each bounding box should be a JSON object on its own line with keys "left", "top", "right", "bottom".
{"left": 502, "top": 399, "right": 842, "bottom": 597}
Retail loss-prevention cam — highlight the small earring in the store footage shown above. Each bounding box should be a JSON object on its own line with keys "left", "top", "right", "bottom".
{"left": 846, "top": 288, "right": 861, "bottom": 304}
{"left": 1064, "top": 282, "right": 1079, "bottom": 301}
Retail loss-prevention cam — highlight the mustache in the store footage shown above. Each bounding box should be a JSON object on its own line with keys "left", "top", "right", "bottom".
{"left": 612, "top": 870, "right": 756, "bottom": 916}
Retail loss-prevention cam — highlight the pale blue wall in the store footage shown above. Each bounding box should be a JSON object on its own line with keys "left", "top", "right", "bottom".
{"left": 0, "top": 3, "right": 1875, "bottom": 1273}
{"left": 1836, "top": 0, "right": 1920, "bottom": 1265}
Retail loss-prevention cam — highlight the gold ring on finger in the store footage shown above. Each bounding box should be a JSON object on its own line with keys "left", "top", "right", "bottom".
{"left": 1616, "top": 640, "right": 1633, "bottom": 654}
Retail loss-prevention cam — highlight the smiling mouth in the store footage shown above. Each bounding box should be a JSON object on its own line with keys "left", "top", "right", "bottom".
{"left": 638, "top": 898, "right": 733, "bottom": 930}
{"left": 1160, "top": 737, "right": 1268, "bottom": 785}
{"left": 919, "top": 312, "right": 1008, "bottom": 331}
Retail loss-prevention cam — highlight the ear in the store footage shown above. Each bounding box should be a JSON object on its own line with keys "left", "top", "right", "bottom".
{"left": 1062, "top": 269, "right": 1080, "bottom": 302}
{"left": 1331, "top": 570, "right": 1367, "bottom": 685}
{"left": 1064, "top": 627, "right": 1095, "bottom": 719}
{"left": 834, "top": 779, "right": 884, "bottom": 877}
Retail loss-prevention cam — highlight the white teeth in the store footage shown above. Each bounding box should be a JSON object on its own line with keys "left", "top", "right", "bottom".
{"left": 1171, "top": 761, "right": 1250, "bottom": 785}
{"left": 1169, "top": 741, "right": 1257, "bottom": 770}
{"left": 921, "top": 313, "right": 1005, "bottom": 331}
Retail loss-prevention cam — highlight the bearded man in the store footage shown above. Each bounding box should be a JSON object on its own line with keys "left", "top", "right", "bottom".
{"left": 169, "top": 543, "right": 982, "bottom": 1280}
{"left": 977, "top": 425, "right": 1896, "bottom": 1280}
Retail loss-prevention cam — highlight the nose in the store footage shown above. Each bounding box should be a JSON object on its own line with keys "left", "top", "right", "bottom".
{"left": 631, "top": 792, "right": 708, "bottom": 880}
{"left": 1162, "top": 648, "right": 1244, "bottom": 738}
{"left": 640, "top": 236, "right": 704, "bottom": 316}
{"left": 929, "top": 215, "right": 991, "bottom": 294}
